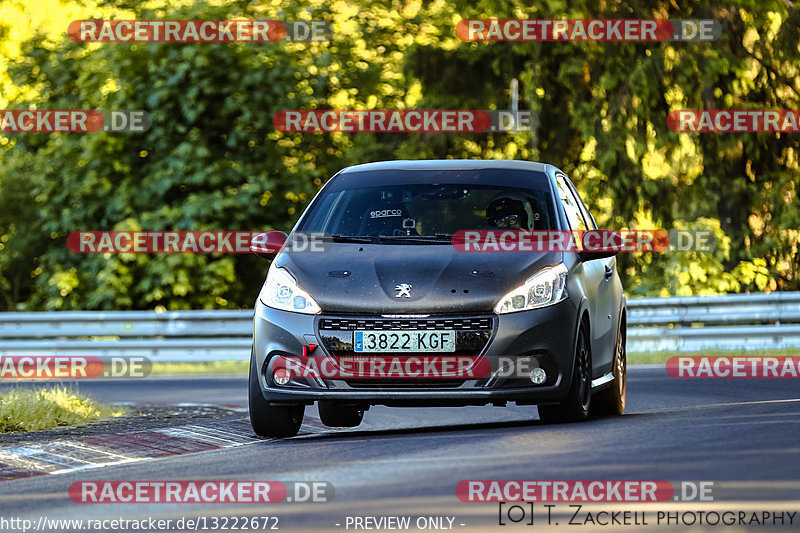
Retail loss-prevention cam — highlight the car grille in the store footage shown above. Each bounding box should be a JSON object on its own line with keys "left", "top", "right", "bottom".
{"left": 316, "top": 315, "right": 495, "bottom": 359}
{"left": 318, "top": 317, "right": 493, "bottom": 331}
{"left": 345, "top": 379, "right": 466, "bottom": 389}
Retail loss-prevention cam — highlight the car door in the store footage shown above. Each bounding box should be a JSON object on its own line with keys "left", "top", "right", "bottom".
{"left": 555, "top": 173, "right": 616, "bottom": 376}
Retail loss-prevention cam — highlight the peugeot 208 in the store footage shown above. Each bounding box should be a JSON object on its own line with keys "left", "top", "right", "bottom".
{"left": 249, "top": 160, "right": 626, "bottom": 437}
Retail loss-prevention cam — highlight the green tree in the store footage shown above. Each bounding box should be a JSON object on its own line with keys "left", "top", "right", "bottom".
{"left": 1, "top": 0, "right": 798, "bottom": 310}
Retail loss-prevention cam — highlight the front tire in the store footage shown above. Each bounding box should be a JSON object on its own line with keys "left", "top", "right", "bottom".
{"left": 538, "top": 320, "right": 592, "bottom": 423}
{"left": 592, "top": 315, "right": 626, "bottom": 416}
{"left": 249, "top": 351, "right": 304, "bottom": 438}
{"left": 318, "top": 401, "right": 364, "bottom": 428}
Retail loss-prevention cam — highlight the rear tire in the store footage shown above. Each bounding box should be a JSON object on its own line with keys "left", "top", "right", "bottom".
{"left": 592, "top": 315, "right": 626, "bottom": 416}
{"left": 318, "top": 401, "right": 364, "bottom": 428}
{"left": 538, "top": 320, "right": 592, "bottom": 423}
{"left": 249, "top": 351, "right": 304, "bottom": 438}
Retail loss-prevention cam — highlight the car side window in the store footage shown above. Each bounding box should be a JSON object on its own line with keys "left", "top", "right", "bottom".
{"left": 565, "top": 178, "right": 597, "bottom": 230}
{"left": 555, "top": 174, "right": 588, "bottom": 231}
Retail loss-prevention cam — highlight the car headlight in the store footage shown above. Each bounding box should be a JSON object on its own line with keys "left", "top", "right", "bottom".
{"left": 494, "top": 263, "right": 568, "bottom": 314}
{"left": 259, "top": 265, "right": 321, "bottom": 314}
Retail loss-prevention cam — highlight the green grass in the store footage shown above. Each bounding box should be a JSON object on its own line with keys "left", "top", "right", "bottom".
{"left": 0, "top": 386, "right": 125, "bottom": 433}
{"left": 628, "top": 349, "right": 797, "bottom": 365}
{"left": 150, "top": 360, "right": 248, "bottom": 375}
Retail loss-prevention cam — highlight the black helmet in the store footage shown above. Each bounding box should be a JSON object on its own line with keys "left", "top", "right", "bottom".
{"left": 486, "top": 192, "right": 536, "bottom": 229}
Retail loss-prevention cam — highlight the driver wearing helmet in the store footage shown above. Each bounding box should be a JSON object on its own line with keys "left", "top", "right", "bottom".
{"left": 486, "top": 192, "right": 539, "bottom": 230}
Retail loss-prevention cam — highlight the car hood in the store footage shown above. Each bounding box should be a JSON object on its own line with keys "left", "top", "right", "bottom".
{"left": 272, "top": 244, "right": 562, "bottom": 314}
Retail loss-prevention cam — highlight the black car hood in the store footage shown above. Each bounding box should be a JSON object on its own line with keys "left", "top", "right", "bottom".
{"left": 273, "top": 244, "right": 562, "bottom": 314}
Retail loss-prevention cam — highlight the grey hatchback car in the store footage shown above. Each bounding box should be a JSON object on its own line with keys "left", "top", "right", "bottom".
{"left": 249, "top": 160, "right": 626, "bottom": 437}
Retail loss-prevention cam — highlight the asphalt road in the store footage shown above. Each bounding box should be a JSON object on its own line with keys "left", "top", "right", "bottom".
{"left": 1, "top": 367, "right": 799, "bottom": 532}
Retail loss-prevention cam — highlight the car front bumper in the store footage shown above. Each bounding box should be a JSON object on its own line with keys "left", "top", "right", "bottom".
{"left": 252, "top": 298, "right": 579, "bottom": 406}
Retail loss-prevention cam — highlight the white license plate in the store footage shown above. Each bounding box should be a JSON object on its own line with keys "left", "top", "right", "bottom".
{"left": 353, "top": 330, "right": 456, "bottom": 353}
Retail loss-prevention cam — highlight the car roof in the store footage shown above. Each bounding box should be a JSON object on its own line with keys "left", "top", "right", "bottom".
{"left": 339, "top": 159, "right": 554, "bottom": 175}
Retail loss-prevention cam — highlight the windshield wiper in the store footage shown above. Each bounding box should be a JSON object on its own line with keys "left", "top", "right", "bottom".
{"left": 377, "top": 233, "right": 454, "bottom": 243}
{"left": 328, "top": 234, "right": 376, "bottom": 244}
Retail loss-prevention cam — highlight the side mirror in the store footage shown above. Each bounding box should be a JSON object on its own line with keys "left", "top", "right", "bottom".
{"left": 580, "top": 249, "right": 619, "bottom": 261}
{"left": 250, "top": 231, "right": 287, "bottom": 259}
{"left": 579, "top": 230, "right": 622, "bottom": 261}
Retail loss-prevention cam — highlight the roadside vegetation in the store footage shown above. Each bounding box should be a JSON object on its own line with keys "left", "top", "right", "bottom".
{"left": 150, "top": 361, "right": 248, "bottom": 375}
{"left": 0, "top": 386, "right": 124, "bottom": 433}
{"left": 1, "top": 1, "right": 797, "bottom": 312}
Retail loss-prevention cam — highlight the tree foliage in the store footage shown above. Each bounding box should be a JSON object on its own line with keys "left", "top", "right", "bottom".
{"left": 0, "top": 0, "right": 797, "bottom": 310}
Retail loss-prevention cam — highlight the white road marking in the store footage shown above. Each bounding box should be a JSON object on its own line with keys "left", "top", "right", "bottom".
{"left": 0, "top": 417, "right": 301, "bottom": 480}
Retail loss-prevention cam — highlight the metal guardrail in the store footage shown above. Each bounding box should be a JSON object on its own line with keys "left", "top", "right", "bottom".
{"left": 627, "top": 292, "right": 800, "bottom": 326}
{"left": 626, "top": 292, "right": 800, "bottom": 353}
{"left": 1, "top": 293, "right": 798, "bottom": 360}
{"left": 0, "top": 310, "right": 253, "bottom": 362}
{"left": 0, "top": 310, "right": 253, "bottom": 338}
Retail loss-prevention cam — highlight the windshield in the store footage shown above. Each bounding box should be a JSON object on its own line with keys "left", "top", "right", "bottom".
{"left": 297, "top": 169, "right": 557, "bottom": 239}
